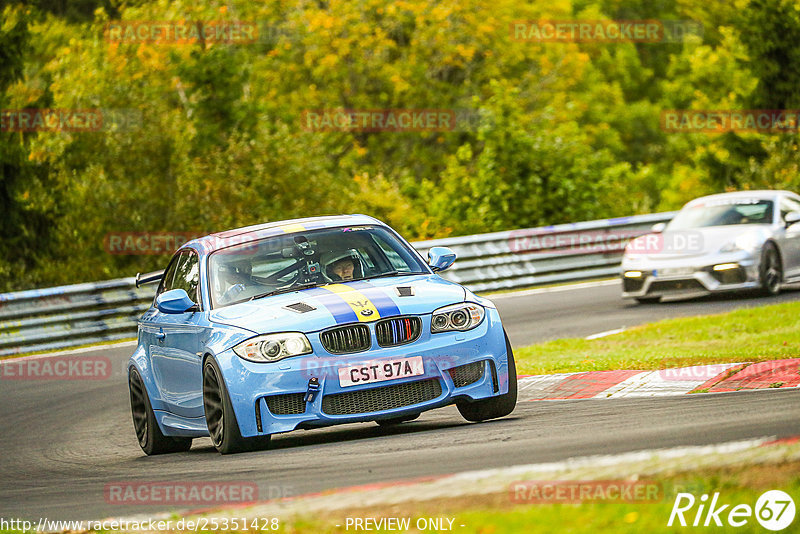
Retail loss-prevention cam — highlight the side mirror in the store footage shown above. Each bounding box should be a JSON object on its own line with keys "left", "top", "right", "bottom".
{"left": 651, "top": 222, "right": 667, "bottom": 233}
{"left": 156, "top": 289, "right": 199, "bottom": 314}
{"left": 785, "top": 211, "right": 800, "bottom": 225}
{"left": 428, "top": 246, "right": 457, "bottom": 273}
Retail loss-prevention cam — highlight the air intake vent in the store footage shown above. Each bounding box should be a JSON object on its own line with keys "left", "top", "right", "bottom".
{"left": 264, "top": 393, "right": 306, "bottom": 415}
{"left": 376, "top": 316, "right": 422, "bottom": 347}
{"left": 320, "top": 324, "right": 371, "bottom": 354}
{"left": 449, "top": 361, "right": 485, "bottom": 388}
{"left": 284, "top": 302, "right": 316, "bottom": 313}
{"left": 395, "top": 286, "right": 415, "bottom": 297}
{"left": 321, "top": 378, "right": 442, "bottom": 415}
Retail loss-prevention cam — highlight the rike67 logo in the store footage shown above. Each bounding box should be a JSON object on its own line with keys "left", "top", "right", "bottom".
{"left": 668, "top": 490, "right": 795, "bottom": 531}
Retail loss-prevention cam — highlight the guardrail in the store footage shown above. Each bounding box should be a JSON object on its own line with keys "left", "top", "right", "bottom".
{"left": 413, "top": 211, "right": 675, "bottom": 292}
{"left": 0, "top": 211, "right": 675, "bottom": 356}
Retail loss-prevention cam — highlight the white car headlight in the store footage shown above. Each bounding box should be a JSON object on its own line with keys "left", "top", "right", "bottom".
{"left": 431, "top": 303, "right": 485, "bottom": 333}
{"left": 232, "top": 332, "right": 312, "bottom": 363}
{"left": 720, "top": 234, "right": 761, "bottom": 253}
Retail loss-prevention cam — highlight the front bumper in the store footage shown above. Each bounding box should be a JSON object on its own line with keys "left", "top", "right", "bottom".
{"left": 621, "top": 250, "right": 760, "bottom": 300}
{"left": 215, "top": 308, "right": 509, "bottom": 437}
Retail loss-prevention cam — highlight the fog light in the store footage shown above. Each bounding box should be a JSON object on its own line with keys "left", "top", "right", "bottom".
{"left": 624, "top": 271, "right": 643, "bottom": 278}
{"left": 713, "top": 263, "right": 739, "bottom": 271}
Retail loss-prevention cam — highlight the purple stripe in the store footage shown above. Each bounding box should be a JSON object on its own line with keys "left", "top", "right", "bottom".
{"left": 304, "top": 288, "right": 358, "bottom": 324}
{"left": 348, "top": 281, "right": 402, "bottom": 317}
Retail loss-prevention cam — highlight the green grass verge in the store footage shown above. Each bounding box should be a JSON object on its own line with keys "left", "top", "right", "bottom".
{"left": 449, "top": 479, "right": 800, "bottom": 534}
{"left": 258, "top": 462, "right": 800, "bottom": 534}
{"left": 515, "top": 300, "right": 800, "bottom": 375}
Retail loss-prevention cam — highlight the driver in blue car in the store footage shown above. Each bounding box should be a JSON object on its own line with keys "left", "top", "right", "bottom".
{"left": 323, "top": 250, "right": 362, "bottom": 282}
{"left": 329, "top": 257, "right": 355, "bottom": 281}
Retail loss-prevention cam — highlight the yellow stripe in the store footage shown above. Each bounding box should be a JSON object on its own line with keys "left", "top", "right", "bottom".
{"left": 280, "top": 223, "right": 306, "bottom": 233}
{"left": 322, "top": 284, "right": 381, "bottom": 322}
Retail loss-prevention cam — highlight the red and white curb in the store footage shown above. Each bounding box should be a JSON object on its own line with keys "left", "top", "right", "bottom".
{"left": 518, "top": 358, "right": 800, "bottom": 401}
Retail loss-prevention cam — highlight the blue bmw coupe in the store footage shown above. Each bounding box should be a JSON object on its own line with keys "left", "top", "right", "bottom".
{"left": 128, "top": 215, "right": 516, "bottom": 454}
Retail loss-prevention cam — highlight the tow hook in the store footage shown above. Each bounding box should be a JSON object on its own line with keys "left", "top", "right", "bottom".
{"left": 304, "top": 377, "right": 320, "bottom": 403}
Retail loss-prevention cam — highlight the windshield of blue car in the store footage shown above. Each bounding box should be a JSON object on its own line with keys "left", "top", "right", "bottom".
{"left": 667, "top": 199, "right": 774, "bottom": 230}
{"left": 207, "top": 225, "right": 429, "bottom": 308}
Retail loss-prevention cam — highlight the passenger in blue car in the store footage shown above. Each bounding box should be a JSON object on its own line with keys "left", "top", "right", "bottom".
{"left": 219, "top": 261, "right": 252, "bottom": 303}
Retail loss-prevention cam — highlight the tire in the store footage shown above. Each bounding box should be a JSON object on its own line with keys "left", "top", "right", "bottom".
{"left": 376, "top": 413, "right": 420, "bottom": 426}
{"left": 456, "top": 332, "right": 517, "bottom": 422}
{"left": 758, "top": 242, "right": 782, "bottom": 296}
{"left": 203, "top": 357, "right": 270, "bottom": 454}
{"left": 635, "top": 296, "right": 661, "bottom": 304}
{"left": 128, "top": 367, "right": 193, "bottom": 455}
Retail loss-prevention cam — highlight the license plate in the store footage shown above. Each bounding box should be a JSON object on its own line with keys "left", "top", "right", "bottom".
{"left": 338, "top": 356, "right": 424, "bottom": 387}
{"left": 655, "top": 267, "right": 693, "bottom": 277}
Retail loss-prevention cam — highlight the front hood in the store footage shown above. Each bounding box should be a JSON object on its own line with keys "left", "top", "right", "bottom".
{"left": 208, "top": 274, "right": 466, "bottom": 334}
{"left": 626, "top": 226, "right": 770, "bottom": 260}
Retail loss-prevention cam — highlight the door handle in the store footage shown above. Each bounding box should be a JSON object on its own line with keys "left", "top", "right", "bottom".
{"left": 156, "top": 332, "right": 166, "bottom": 341}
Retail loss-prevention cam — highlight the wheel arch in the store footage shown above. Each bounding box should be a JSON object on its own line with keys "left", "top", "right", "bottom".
{"left": 127, "top": 347, "right": 167, "bottom": 413}
{"left": 766, "top": 239, "right": 785, "bottom": 276}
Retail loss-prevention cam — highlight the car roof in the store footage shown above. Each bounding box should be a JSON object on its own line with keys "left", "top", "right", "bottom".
{"left": 184, "top": 214, "right": 384, "bottom": 254}
{"left": 685, "top": 190, "right": 794, "bottom": 206}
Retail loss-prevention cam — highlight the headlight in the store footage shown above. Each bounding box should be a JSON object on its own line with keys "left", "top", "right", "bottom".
{"left": 232, "top": 332, "right": 312, "bottom": 363}
{"left": 720, "top": 234, "right": 760, "bottom": 253}
{"left": 431, "top": 303, "right": 485, "bottom": 333}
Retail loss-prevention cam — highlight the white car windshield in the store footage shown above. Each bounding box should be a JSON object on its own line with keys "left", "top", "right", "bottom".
{"left": 668, "top": 199, "right": 773, "bottom": 230}
{"left": 208, "top": 225, "right": 428, "bottom": 308}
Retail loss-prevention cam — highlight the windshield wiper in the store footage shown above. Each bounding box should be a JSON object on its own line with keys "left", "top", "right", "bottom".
{"left": 353, "top": 270, "right": 417, "bottom": 282}
{"left": 250, "top": 282, "right": 320, "bottom": 301}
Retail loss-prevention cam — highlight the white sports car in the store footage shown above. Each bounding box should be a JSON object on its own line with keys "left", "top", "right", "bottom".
{"left": 622, "top": 190, "right": 800, "bottom": 303}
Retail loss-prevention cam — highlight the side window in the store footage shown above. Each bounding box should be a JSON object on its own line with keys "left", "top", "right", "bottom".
{"left": 155, "top": 253, "right": 182, "bottom": 298}
{"left": 781, "top": 197, "right": 800, "bottom": 221}
{"left": 171, "top": 251, "right": 200, "bottom": 304}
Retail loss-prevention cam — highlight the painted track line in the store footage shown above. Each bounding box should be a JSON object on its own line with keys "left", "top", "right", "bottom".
{"left": 0, "top": 339, "right": 135, "bottom": 363}
{"left": 585, "top": 327, "right": 626, "bottom": 340}
{"left": 487, "top": 279, "right": 619, "bottom": 300}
